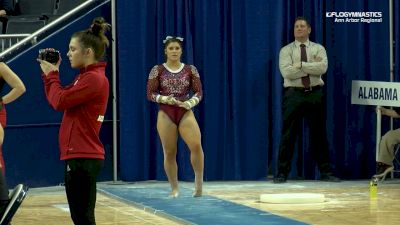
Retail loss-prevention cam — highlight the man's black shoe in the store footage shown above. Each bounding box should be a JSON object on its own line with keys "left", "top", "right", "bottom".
{"left": 273, "top": 174, "right": 287, "bottom": 183}
{"left": 320, "top": 173, "right": 340, "bottom": 182}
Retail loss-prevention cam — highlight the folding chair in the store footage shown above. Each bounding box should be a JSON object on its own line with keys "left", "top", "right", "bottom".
{"left": 390, "top": 144, "right": 400, "bottom": 178}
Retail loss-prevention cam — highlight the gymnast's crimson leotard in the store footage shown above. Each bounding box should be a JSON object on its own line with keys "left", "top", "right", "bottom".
{"left": 147, "top": 63, "right": 203, "bottom": 125}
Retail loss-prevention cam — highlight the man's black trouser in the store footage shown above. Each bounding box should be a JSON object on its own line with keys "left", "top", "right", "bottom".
{"left": 277, "top": 87, "right": 331, "bottom": 176}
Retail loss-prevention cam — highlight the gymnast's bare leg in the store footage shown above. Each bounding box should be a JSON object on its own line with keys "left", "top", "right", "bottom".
{"left": 179, "top": 111, "right": 204, "bottom": 197}
{"left": 157, "top": 110, "right": 180, "bottom": 197}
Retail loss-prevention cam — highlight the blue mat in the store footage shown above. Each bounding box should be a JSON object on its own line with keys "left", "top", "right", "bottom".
{"left": 99, "top": 185, "right": 308, "bottom": 225}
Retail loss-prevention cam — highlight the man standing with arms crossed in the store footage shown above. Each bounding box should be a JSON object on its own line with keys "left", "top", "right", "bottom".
{"left": 274, "top": 17, "right": 340, "bottom": 183}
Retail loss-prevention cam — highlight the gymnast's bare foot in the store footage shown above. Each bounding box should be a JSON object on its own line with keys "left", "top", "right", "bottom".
{"left": 192, "top": 189, "right": 202, "bottom": 197}
{"left": 169, "top": 189, "right": 179, "bottom": 198}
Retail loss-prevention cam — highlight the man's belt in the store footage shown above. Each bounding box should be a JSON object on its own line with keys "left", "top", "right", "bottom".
{"left": 285, "top": 85, "right": 322, "bottom": 92}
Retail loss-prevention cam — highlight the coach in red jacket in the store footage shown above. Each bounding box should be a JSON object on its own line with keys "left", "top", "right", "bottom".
{"left": 38, "top": 17, "right": 110, "bottom": 225}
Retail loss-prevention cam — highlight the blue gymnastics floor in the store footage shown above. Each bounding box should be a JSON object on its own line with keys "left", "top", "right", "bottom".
{"left": 98, "top": 183, "right": 308, "bottom": 225}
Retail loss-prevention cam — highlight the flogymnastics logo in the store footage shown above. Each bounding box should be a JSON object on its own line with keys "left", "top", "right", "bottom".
{"left": 326, "top": 11, "right": 383, "bottom": 23}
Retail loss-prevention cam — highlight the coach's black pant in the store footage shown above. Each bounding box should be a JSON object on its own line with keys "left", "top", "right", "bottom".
{"left": 65, "top": 159, "right": 103, "bottom": 225}
{"left": 277, "top": 87, "right": 331, "bottom": 176}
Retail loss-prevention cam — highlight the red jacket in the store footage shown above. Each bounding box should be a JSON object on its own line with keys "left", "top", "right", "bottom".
{"left": 42, "top": 62, "right": 109, "bottom": 160}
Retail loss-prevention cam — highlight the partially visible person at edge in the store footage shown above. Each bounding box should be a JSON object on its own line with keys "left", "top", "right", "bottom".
{"left": 37, "top": 17, "right": 110, "bottom": 225}
{"left": 274, "top": 16, "right": 340, "bottom": 183}
{"left": 0, "top": 62, "right": 26, "bottom": 219}
{"left": 0, "top": 0, "right": 14, "bottom": 33}
{"left": 373, "top": 106, "right": 400, "bottom": 180}
{"left": 147, "top": 36, "right": 204, "bottom": 198}
{"left": 0, "top": 0, "right": 13, "bottom": 16}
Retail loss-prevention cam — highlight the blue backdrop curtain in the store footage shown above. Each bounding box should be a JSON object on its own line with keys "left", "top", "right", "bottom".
{"left": 117, "top": 0, "right": 393, "bottom": 181}
{"left": 395, "top": 0, "right": 400, "bottom": 84}
{"left": 324, "top": 1, "right": 391, "bottom": 178}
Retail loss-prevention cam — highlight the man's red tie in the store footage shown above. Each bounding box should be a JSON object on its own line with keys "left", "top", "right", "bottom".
{"left": 300, "top": 44, "right": 310, "bottom": 88}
